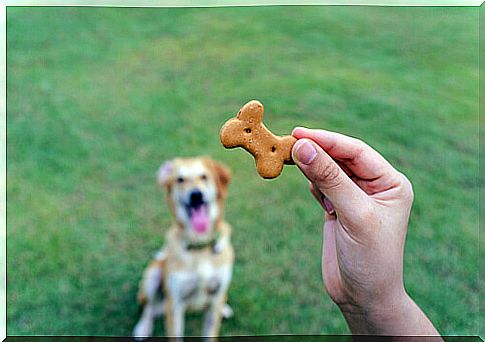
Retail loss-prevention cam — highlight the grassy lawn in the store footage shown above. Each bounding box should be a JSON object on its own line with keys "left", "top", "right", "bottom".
{"left": 6, "top": 6, "right": 479, "bottom": 336}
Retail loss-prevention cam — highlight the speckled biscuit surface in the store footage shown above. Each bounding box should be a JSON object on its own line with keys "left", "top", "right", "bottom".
{"left": 220, "top": 100, "right": 297, "bottom": 179}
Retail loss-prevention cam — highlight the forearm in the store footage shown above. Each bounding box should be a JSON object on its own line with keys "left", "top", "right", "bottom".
{"left": 340, "top": 292, "right": 441, "bottom": 338}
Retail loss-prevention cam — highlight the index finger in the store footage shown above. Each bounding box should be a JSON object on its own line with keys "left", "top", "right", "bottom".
{"left": 292, "top": 127, "right": 398, "bottom": 181}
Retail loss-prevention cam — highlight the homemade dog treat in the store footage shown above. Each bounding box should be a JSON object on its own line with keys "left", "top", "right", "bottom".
{"left": 220, "top": 100, "right": 297, "bottom": 179}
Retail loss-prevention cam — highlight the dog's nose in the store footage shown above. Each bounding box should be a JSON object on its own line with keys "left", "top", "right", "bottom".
{"left": 189, "top": 190, "right": 204, "bottom": 207}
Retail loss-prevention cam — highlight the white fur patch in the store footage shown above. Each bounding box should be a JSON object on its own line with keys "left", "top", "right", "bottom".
{"left": 143, "top": 267, "right": 162, "bottom": 301}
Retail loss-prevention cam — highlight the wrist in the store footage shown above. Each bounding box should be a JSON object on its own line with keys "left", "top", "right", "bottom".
{"left": 340, "top": 289, "right": 441, "bottom": 336}
{"left": 339, "top": 287, "right": 410, "bottom": 334}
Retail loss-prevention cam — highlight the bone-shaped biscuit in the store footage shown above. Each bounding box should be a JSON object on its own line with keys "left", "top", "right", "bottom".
{"left": 220, "top": 100, "right": 297, "bottom": 179}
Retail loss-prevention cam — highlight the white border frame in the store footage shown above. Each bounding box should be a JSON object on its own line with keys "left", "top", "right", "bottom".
{"left": 1, "top": 2, "right": 6, "bottom": 341}
{"left": 1, "top": 2, "right": 482, "bottom": 342}
{"left": 4, "top": 0, "right": 485, "bottom": 6}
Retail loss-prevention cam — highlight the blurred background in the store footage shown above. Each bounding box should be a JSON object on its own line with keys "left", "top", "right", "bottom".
{"left": 7, "top": 6, "right": 479, "bottom": 336}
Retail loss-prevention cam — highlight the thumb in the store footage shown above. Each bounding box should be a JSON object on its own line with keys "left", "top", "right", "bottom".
{"left": 292, "top": 139, "right": 369, "bottom": 217}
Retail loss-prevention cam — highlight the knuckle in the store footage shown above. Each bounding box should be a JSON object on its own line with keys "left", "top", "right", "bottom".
{"left": 397, "top": 172, "right": 414, "bottom": 202}
{"left": 352, "top": 138, "right": 367, "bottom": 152}
{"left": 353, "top": 138, "right": 365, "bottom": 147}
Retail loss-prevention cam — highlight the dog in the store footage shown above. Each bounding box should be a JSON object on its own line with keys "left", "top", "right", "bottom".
{"left": 133, "top": 157, "right": 234, "bottom": 339}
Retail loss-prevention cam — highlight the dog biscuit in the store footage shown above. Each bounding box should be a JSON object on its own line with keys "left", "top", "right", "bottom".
{"left": 220, "top": 100, "right": 297, "bottom": 179}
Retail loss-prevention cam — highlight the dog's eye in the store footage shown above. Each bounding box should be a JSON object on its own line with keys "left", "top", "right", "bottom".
{"left": 201, "top": 174, "right": 208, "bottom": 181}
{"left": 245, "top": 128, "right": 251, "bottom": 133}
{"left": 176, "top": 177, "right": 185, "bottom": 184}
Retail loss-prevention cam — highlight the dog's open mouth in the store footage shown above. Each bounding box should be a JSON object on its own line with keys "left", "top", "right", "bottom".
{"left": 189, "top": 205, "right": 209, "bottom": 233}
{"left": 185, "top": 198, "right": 210, "bottom": 234}
{"left": 184, "top": 190, "right": 210, "bottom": 234}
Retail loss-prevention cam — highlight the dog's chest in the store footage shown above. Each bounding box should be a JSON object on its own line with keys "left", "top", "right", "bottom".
{"left": 167, "top": 252, "right": 232, "bottom": 311}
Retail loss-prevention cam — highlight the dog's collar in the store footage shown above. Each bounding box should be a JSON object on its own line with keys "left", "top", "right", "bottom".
{"left": 185, "top": 231, "right": 221, "bottom": 252}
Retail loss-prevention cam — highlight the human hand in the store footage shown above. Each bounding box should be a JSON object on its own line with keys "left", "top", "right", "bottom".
{"left": 291, "top": 127, "right": 439, "bottom": 336}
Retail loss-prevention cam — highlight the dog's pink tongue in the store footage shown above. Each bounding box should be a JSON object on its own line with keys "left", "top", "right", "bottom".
{"left": 190, "top": 206, "right": 209, "bottom": 233}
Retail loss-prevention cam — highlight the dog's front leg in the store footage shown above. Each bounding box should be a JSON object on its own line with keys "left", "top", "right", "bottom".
{"left": 165, "top": 297, "right": 186, "bottom": 339}
{"left": 133, "top": 261, "right": 165, "bottom": 339}
{"left": 165, "top": 298, "right": 186, "bottom": 341}
{"left": 167, "top": 272, "right": 199, "bottom": 339}
{"left": 203, "top": 293, "right": 226, "bottom": 338}
{"left": 203, "top": 265, "right": 233, "bottom": 338}
{"left": 133, "top": 302, "right": 157, "bottom": 339}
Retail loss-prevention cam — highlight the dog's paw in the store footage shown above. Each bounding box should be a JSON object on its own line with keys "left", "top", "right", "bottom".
{"left": 133, "top": 319, "right": 153, "bottom": 340}
{"left": 221, "top": 303, "right": 234, "bottom": 319}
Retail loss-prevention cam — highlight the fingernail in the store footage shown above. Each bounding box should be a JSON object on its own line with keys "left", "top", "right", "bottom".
{"left": 322, "top": 196, "right": 335, "bottom": 215}
{"left": 294, "top": 140, "right": 317, "bottom": 165}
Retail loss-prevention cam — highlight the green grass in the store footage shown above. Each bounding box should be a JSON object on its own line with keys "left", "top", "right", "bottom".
{"left": 6, "top": 6, "right": 479, "bottom": 336}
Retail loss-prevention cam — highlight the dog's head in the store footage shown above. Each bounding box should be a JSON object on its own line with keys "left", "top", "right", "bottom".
{"left": 157, "top": 157, "right": 231, "bottom": 240}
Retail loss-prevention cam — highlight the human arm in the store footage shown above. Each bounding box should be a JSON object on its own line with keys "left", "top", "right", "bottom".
{"left": 291, "top": 127, "right": 440, "bottom": 336}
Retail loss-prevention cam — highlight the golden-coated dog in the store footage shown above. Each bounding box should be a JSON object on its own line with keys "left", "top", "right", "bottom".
{"left": 133, "top": 157, "right": 234, "bottom": 339}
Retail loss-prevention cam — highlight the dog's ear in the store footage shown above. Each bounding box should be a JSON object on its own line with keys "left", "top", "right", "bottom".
{"left": 212, "top": 160, "right": 232, "bottom": 200}
{"left": 157, "top": 160, "right": 174, "bottom": 187}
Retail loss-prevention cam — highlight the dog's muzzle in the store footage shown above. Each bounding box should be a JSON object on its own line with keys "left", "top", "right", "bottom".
{"left": 185, "top": 189, "right": 210, "bottom": 234}
{"left": 189, "top": 190, "right": 204, "bottom": 208}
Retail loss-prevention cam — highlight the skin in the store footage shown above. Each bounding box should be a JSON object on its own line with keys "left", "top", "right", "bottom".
{"left": 291, "top": 127, "right": 441, "bottom": 337}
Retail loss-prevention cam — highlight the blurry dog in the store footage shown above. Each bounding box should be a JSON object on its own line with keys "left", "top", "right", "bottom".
{"left": 133, "top": 157, "right": 234, "bottom": 339}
